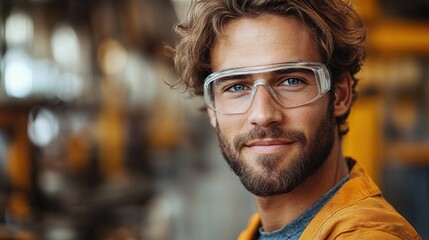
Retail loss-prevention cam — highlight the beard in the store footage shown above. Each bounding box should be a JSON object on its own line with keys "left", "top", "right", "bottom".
{"left": 215, "top": 105, "right": 336, "bottom": 197}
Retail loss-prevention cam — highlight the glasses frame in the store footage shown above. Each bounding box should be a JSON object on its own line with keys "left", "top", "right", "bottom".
{"left": 203, "top": 62, "right": 331, "bottom": 114}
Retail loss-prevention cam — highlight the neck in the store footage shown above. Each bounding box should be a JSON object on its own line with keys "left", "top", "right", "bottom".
{"left": 254, "top": 139, "right": 349, "bottom": 232}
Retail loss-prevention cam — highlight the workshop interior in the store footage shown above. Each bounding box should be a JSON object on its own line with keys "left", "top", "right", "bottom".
{"left": 0, "top": 0, "right": 428, "bottom": 239}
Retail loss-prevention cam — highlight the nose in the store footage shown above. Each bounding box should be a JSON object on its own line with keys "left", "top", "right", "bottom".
{"left": 247, "top": 85, "right": 284, "bottom": 127}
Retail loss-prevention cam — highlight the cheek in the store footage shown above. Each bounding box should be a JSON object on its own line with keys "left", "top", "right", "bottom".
{"left": 287, "top": 98, "right": 331, "bottom": 133}
{"left": 216, "top": 115, "right": 246, "bottom": 138}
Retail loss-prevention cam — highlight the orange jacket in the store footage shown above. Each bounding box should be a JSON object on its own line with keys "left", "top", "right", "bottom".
{"left": 238, "top": 160, "right": 421, "bottom": 240}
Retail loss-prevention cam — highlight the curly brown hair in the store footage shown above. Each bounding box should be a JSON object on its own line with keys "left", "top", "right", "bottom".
{"left": 173, "top": 0, "right": 366, "bottom": 137}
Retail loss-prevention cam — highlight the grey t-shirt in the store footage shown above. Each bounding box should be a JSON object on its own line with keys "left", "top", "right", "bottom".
{"left": 257, "top": 176, "right": 349, "bottom": 240}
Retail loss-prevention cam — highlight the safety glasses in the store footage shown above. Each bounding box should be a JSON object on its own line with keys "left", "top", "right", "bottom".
{"left": 203, "top": 62, "right": 331, "bottom": 114}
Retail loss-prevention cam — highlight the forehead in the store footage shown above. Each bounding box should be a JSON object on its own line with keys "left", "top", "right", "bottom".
{"left": 210, "top": 14, "right": 322, "bottom": 72}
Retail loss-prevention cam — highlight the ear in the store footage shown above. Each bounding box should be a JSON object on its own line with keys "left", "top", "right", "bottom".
{"left": 207, "top": 109, "right": 217, "bottom": 128}
{"left": 333, "top": 72, "right": 353, "bottom": 117}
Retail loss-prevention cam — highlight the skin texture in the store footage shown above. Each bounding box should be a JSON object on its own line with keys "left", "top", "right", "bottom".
{"left": 208, "top": 14, "right": 353, "bottom": 232}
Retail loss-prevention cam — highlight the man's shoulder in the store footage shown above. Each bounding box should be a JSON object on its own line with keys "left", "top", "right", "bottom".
{"left": 300, "top": 159, "right": 421, "bottom": 239}
{"left": 314, "top": 196, "right": 421, "bottom": 239}
{"left": 333, "top": 228, "right": 419, "bottom": 240}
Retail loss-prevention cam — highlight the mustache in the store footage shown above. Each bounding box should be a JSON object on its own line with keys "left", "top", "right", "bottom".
{"left": 233, "top": 126, "right": 307, "bottom": 150}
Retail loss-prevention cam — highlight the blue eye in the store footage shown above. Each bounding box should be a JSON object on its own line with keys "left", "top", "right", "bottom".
{"left": 227, "top": 84, "right": 246, "bottom": 92}
{"left": 282, "top": 78, "right": 302, "bottom": 86}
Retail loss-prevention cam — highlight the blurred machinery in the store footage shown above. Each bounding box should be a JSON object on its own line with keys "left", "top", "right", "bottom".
{"left": 0, "top": 0, "right": 207, "bottom": 239}
{"left": 344, "top": 0, "right": 429, "bottom": 238}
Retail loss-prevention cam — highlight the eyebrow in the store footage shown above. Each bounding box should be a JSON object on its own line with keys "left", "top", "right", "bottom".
{"left": 274, "top": 68, "right": 314, "bottom": 75}
{"left": 217, "top": 74, "right": 250, "bottom": 82}
{"left": 217, "top": 68, "right": 314, "bottom": 81}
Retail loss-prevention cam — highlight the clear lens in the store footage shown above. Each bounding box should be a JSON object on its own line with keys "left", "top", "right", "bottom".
{"left": 204, "top": 62, "right": 331, "bottom": 114}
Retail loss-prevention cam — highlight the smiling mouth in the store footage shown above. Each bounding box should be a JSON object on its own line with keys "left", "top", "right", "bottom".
{"left": 244, "top": 138, "right": 295, "bottom": 154}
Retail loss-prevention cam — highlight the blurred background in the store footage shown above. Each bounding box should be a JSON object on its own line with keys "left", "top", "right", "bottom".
{"left": 0, "top": 0, "right": 427, "bottom": 239}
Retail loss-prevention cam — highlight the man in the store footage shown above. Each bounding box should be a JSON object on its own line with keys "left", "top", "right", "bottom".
{"left": 173, "top": 0, "right": 421, "bottom": 239}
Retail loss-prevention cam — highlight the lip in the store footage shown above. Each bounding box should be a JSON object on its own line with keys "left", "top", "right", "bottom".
{"left": 244, "top": 138, "right": 295, "bottom": 154}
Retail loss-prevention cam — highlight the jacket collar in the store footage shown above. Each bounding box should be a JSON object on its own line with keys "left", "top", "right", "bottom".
{"left": 237, "top": 159, "right": 380, "bottom": 240}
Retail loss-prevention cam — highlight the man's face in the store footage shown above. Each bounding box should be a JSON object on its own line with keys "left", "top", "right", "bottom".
{"left": 209, "top": 14, "right": 337, "bottom": 196}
